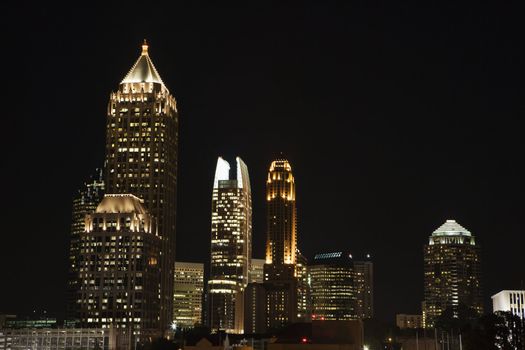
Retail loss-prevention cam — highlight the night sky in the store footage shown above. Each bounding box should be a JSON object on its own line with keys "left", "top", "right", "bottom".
{"left": 1, "top": 3, "right": 524, "bottom": 323}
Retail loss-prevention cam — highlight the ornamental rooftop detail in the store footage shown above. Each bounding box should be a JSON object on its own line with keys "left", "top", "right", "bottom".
{"left": 432, "top": 219, "right": 471, "bottom": 237}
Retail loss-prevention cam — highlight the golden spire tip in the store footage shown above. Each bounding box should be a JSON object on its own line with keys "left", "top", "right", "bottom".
{"left": 141, "top": 39, "right": 149, "bottom": 55}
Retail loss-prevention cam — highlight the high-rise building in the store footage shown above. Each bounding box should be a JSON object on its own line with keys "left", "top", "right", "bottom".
{"left": 173, "top": 262, "right": 204, "bottom": 329}
{"left": 423, "top": 219, "right": 483, "bottom": 328}
{"left": 78, "top": 194, "right": 162, "bottom": 342}
{"left": 208, "top": 157, "right": 252, "bottom": 334}
{"left": 249, "top": 259, "right": 265, "bottom": 284}
{"left": 492, "top": 290, "right": 525, "bottom": 320}
{"left": 354, "top": 255, "right": 374, "bottom": 319}
{"left": 244, "top": 283, "right": 266, "bottom": 334}
{"left": 310, "top": 252, "right": 356, "bottom": 320}
{"left": 264, "top": 158, "right": 298, "bottom": 329}
{"left": 105, "top": 41, "right": 179, "bottom": 331}
{"left": 67, "top": 168, "right": 105, "bottom": 321}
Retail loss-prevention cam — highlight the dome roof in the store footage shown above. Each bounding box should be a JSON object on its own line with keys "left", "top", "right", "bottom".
{"left": 95, "top": 194, "right": 147, "bottom": 214}
{"left": 432, "top": 219, "right": 471, "bottom": 236}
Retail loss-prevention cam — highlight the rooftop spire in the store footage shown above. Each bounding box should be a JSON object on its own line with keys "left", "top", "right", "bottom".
{"left": 142, "top": 39, "right": 149, "bottom": 55}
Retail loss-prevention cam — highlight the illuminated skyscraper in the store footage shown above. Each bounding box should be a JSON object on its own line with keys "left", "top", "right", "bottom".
{"left": 249, "top": 259, "right": 265, "bottom": 284}
{"left": 310, "top": 252, "right": 356, "bottom": 320}
{"left": 423, "top": 220, "right": 483, "bottom": 328}
{"left": 105, "top": 41, "right": 178, "bottom": 331}
{"left": 264, "top": 158, "right": 298, "bottom": 329}
{"left": 173, "top": 262, "right": 204, "bottom": 329}
{"left": 208, "top": 157, "right": 252, "bottom": 334}
{"left": 67, "top": 168, "right": 105, "bottom": 321}
{"left": 78, "top": 194, "right": 162, "bottom": 342}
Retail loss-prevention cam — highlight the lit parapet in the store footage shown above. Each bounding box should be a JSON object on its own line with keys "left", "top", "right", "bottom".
{"left": 269, "top": 159, "right": 292, "bottom": 172}
{"left": 213, "top": 157, "right": 230, "bottom": 188}
{"left": 432, "top": 219, "right": 472, "bottom": 237}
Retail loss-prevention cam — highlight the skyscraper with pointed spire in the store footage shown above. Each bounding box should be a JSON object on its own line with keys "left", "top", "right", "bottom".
{"left": 105, "top": 41, "right": 179, "bottom": 332}
{"left": 263, "top": 157, "right": 299, "bottom": 329}
{"left": 208, "top": 157, "right": 252, "bottom": 334}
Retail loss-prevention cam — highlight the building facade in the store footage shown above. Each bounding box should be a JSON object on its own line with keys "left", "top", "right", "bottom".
{"left": 173, "top": 262, "right": 204, "bottom": 329}
{"left": 0, "top": 328, "right": 126, "bottom": 350}
{"left": 208, "top": 157, "right": 252, "bottom": 333}
{"left": 353, "top": 255, "right": 374, "bottom": 319}
{"left": 263, "top": 158, "right": 298, "bottom": 329}
{"left": 310, "top": 252, "right": 356, "bottom": 320}
{"left": 492, "top": 290, "right": 525, "bottom": 320}
{"left": 104, "top": 41, "right": 178, "bottom": 331}
{"left": 249, "top": 259, "right": 265, "bottom": 284}
{"left": 67, "top": 168, "right": 105, "bottom": 320}
{"left": 423, "top": 220, "right": 483, "bottom": 328}
{"left": 78, "top": 194, "right": 162, "bottom": 342}
{"left": 396, "top": 314, "right": 423, "bottom": 329}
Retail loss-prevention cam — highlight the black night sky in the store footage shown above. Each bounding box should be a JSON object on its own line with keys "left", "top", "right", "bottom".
{"left": 1, "top": 3, "right": 524, "bottom": 323}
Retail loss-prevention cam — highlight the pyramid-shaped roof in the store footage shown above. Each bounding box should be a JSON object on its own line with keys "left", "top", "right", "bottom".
{"left": 121, "top": 40, "right": 166, "bottom": 88}
{"left": 432, "top": 219, "right": 471, "bottom": 236}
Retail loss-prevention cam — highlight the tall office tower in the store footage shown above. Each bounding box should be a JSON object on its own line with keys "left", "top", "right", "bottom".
{"left": 67, "top": 168, "right": 105, "bottom": 320}
{"left": 264, "top": 158, "right": 298, "bottom": 329}
{"left": 354, "top": 255, "right": 374, "bottom": 319}
{"left": 208, "top": 157, "right": 252, "bottom": 333}
{"left": 423, "top": 219, "right": 483, "bottom": 328}
{"left": 105, "top": 41, "right": 178, "bottom": 331}
{"left": 173, "top": 262, "right": 204, "bottom": 329}
{"left": 249, "top": 259, "right": 265, "bottom": 284}
{"left": 78, "top": 194, "right": 162, "bottom": 342}
{"left": 296, "top": 250, "right": 311, "bottom": 321}
{"left": 309, "top": 252, "right": 357, "bottom": 320}
{"left": 244, "top": 283, "right": 267, "bottom": 334}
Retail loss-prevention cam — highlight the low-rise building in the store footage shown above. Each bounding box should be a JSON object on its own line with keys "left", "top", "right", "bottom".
{"left": 396, "top": 314, "right": 423, "bottom": 329}
{"left": 492, "top": 290, "right": 525, "bottom": 320}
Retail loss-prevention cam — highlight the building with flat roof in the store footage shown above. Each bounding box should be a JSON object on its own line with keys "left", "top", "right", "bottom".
{"left": 173, "top": 261, "right": 204, "bottom": 328}
{"left": 492, "top": 290, "right": 525, "bottom": 320}
{"left": 396, "top": 314, "right": 423, "bottom": 329}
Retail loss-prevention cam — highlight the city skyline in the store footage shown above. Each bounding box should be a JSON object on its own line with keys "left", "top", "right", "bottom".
{"left": 1, "top": 2, "right": 524, "bottom": 327}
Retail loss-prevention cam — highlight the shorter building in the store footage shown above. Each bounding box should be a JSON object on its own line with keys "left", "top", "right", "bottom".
{"left": 78, "top": 194, "right": 162, "bottom": 341}
{"left": 0, "top": 328, "right": 127, "bottom": 350}
{"left": 244, "top": 283, "right": 266, "bottom": 334}
{"left": 309, "top": 252, "right": 373, "bottom": 321}
{"left": 173, "top": 261, "right": 204, "bottom": 329}
{"left": 492, "top": 290, "right": 525, "bottom": 320}
{"left": 249, "top": 259, "right": 265, "bottom": 284}
{"left": 396, "top": 314, "right": 423, "bottom": 329}
{"left": 2, "top": 316, "right": 57, "bottom": 329}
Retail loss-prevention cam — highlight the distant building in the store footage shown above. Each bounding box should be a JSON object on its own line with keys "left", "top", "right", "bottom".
{"left": 423, "top": 220, "right": 483, "bottom": 328}
{"left": 310, "top": 252, "right": 356, "bottom": 320}
{"left": 396, "top": 314, "right": 423, "bottom": 329}
{"left": 296, "top": 250, "right": 311, "bottom": 321}
{"left": 0, "top": 328, "right": 127, "bottom": 350}
{"left": 2, "top": 316, "right": 57, "bottom": 329}
{"left": 78, "top": 194, "right": 162, "bottom": 342}
{"left": 208, "top": 157, "right": 252, "bottom": 334}
{"left": 492, "top": 290, "right": 525, "bottom": 320}
{"left": 264, "top": 158, "right": 299, "bottom": 329}
{"left": 354, "top": 254, "right": 373, "bottom": 319}
{"left": 249, "top": 259, "right": 265, "bottom": 284}
{"left": 173, "top": 262, "right": 204, "bottom": 329}
{"left": 309, "top": 252, "right": 373, "bottom": 321}
{"left": 244, "top": 283, "right": 266, "bottom": 334}
{"left": 67, "top": 168, "right": 105, "bottom": 320}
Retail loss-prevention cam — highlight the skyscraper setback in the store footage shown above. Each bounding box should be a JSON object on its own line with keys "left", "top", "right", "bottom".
{"left": 423, "top": 219, "right": 483, "bottom": 328}
{"left": 104, "top": 41, "right": 179, "bottom": 331}
{"left": 264, "top": 158, "right": 299, "bottom": 329}
{"left": 208, "top": 157, "right": 252, "bottom": 333}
